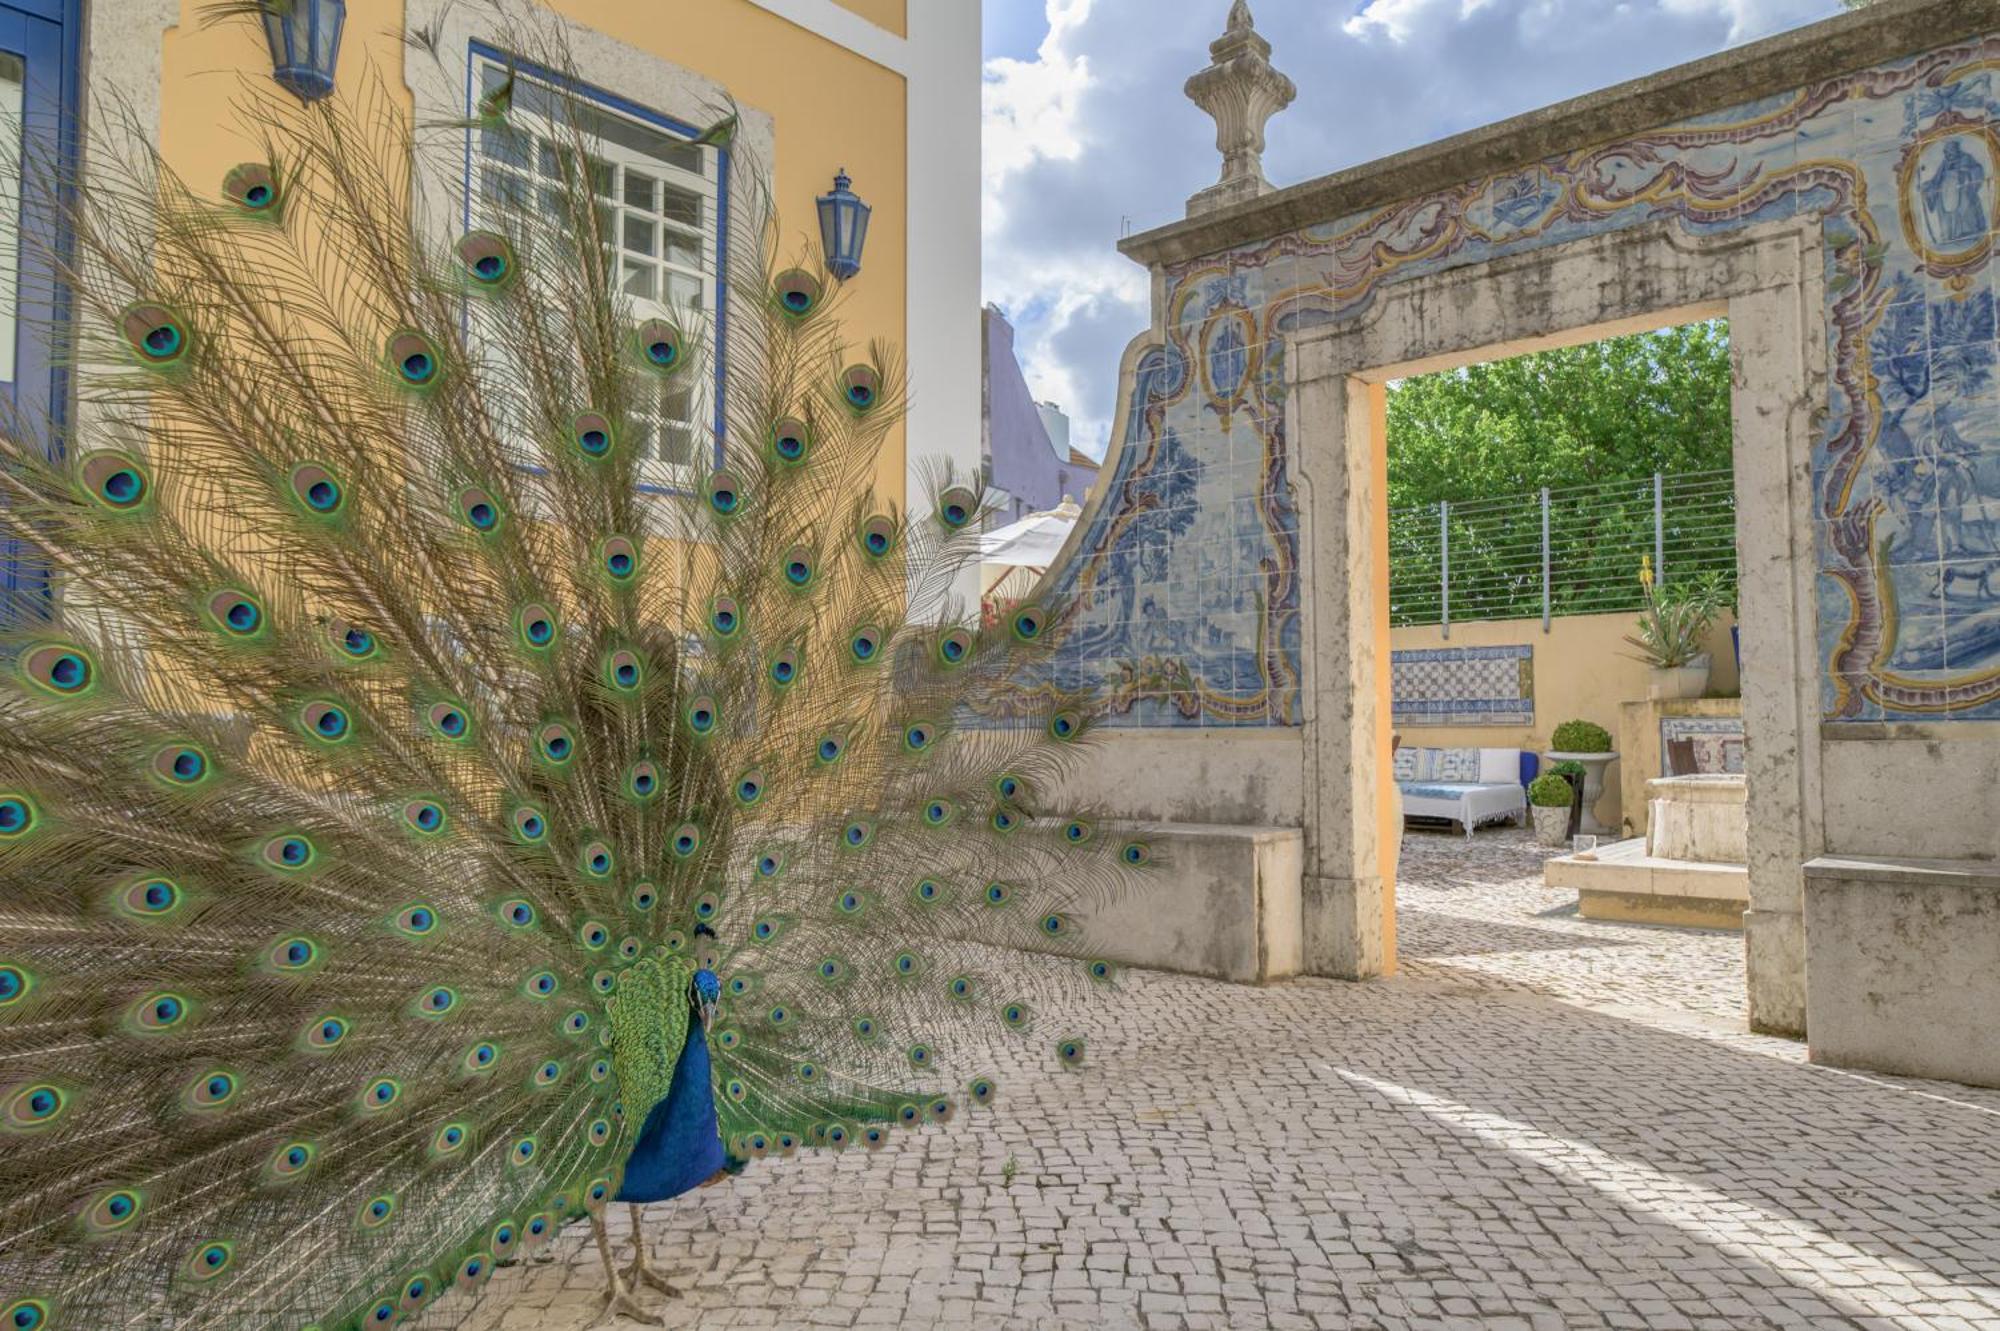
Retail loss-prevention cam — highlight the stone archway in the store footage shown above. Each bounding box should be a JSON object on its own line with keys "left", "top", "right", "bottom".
{"left": 1287, "top": 218, "right": 1827, "bottom": 1035}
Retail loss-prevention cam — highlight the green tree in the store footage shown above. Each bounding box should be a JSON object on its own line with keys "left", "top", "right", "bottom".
{"left": 1384, "top": 320, "right": 1735, "bottom": 626}
{"left": 1385, "top": 320, "right": 1732, "bottom": 507}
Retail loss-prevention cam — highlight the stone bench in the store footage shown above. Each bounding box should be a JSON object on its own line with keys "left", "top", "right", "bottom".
{"left": 1023, "top": 821, "right": 1303, "bottom": 985}
{"left": 1804, "top": 855, "right": 2000, "bottom": 1088}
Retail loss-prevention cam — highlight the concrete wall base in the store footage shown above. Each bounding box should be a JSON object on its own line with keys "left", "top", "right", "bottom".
{"left": 1579, "top": 890, "right": 1745, "bottom": 931}
{"left": 1803, "top": 856, "right": 2000, "bottom": 1088}
{"left": 1034, "top": 822, "right": 1303, "bottom": 985}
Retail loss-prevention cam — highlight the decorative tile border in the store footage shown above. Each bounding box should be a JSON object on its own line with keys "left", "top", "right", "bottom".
{"left": 1661, "top": 715, "right": 1747, "bottom": 775}
{"left": 1392, "top": 646, "right": 1534, "bottom": 728}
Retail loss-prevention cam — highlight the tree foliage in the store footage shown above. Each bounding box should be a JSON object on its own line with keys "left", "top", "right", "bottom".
{"left": 1385, "top": 320, "right": 1733, "bottom": 509}
{"left": 1383, "top": 321, "right": 1736, "bottom": 626}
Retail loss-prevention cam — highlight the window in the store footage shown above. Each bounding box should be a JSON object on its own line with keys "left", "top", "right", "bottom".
{"left": 0, "top": 52, "right": 24, "bottom": 384}
{"left": 471, "top": 60, "right": 720, "bottom": 486}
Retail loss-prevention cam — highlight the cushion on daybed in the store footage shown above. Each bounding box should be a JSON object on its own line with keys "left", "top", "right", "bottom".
{"left": 1477, "top": 748, "right": 1519, "bottom": 783}
{"left": 1395, "top": 746, "right": 1534, "bottom": 789}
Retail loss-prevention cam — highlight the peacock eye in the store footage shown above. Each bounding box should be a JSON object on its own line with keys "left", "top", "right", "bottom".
{"left": 637, "top": 319, "right": 684, "bottom": 372}
{"left": 937, "top": 486, "right": 978, "bottom": 530}
{"left": 82, "top": 453, "right": 149, "bottom": 510}
{"left": 841, "top": 365, "right": 881, "bottom": 411}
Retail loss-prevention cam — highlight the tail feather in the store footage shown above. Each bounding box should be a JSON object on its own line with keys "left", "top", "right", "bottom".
{"left": 0, "top": 29, "right": 1153, "bottom": 1331}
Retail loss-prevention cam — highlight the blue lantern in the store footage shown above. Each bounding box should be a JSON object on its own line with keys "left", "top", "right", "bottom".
{"left": 816, "top": 169, "right": 872, "bottom": 282}
{"left": 260, "top": 0, "right": 346, "bottom": 104}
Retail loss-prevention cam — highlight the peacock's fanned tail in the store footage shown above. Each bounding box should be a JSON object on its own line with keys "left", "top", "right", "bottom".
{"left": 0, "top": 31, "right": 1148, "bottom": 1331}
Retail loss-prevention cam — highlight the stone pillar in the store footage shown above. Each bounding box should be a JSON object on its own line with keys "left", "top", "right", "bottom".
{"left": 1183, "top": 1, "right": 1296, "bottom": 218}
{"left": 1729, "top": 282, "right": 1825, "bottom": 1039}
{"left": 1287, "top": 357, "right": 1393, "bottom": 980}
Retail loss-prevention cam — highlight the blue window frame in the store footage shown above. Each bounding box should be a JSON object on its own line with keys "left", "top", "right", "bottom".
{"left": 0, "top": 0, "right": 81, "bottom": 625}
{"left": 461, "top": 42, "right": 730, "bottom": 496}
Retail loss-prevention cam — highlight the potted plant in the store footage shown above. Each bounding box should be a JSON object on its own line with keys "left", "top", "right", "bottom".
{"left": 1549, "top": 759, "right": 1587, "bottom": 838}
{"left": 1625, "top": 562, "right": 1727, "bottom": 700}
{"left": 1528, "top": 774, "right": 1576, "bottom": 848}
{"left": 1545, "top": 719, "right": 1618, "bottom": 836}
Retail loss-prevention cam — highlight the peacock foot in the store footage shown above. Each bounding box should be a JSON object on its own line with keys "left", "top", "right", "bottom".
{"left": 589, "top": 1210, "right": 668, "bottom": 1327}
{"left": 590, "top": 1285, "right": 667, "bottom": 1329}
{"left": 621, "top": 1204, "right": 681, "bottom": 1297}
{"left": 621, "top": 1257, "right": 680, "bottom": 1299}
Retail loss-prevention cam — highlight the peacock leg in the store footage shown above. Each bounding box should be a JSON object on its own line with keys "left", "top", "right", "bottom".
{"left": 620, "top": 1203, "right": 681, "bottom": 1297}
{"left": 588, "top": 1209, "right": 666, "bottom": 1328}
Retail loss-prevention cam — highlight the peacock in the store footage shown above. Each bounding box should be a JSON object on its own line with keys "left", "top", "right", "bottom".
{"left": 0, "top": 22, "right": 1148, "bottom": 1331}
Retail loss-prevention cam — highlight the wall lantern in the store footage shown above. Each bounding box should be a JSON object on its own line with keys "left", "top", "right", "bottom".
{"left": 260, "top": 0, "right": 347, "bottom": 104}
{"left": 816, "top": 169, "right": 872, "bottom": 281}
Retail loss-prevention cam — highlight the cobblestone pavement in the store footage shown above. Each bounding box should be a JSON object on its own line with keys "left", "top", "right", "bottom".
{"left": 435, "top": 827, "right": 2000, "bottom": 1331}
{"left": 1394, "top": 827, "right": 1749, "bottom": 1024}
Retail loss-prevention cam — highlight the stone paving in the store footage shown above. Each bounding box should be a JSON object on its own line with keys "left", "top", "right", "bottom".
{"left": 433, "top": 827, "right": 2000, "bottom": 1331}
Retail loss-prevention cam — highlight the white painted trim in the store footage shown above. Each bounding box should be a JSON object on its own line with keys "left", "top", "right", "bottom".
{"left": 903, "top": 0, "right": 981, "bottom": 622}
{"left": 740, "top": 0, "right": 910, "bottom": 75}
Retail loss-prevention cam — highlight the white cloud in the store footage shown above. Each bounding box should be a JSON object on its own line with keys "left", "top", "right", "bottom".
{"left": 1343, "top": 0, "right": 1498, "bottom": 44}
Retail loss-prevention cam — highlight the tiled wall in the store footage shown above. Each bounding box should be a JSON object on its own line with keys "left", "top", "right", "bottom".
{"left": 1017, "top": 34, "right": 2000, "bottom": 728}
{"left": 1392, "top": 646, "right": 1535, "bottom": 728}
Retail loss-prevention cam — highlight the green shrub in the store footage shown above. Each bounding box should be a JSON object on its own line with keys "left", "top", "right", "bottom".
{"left": 1550, "top": 719, "right": 1612, "bottom": 753}
{"left": 1549, "top": 759, "right": 1586, "bottom": 781}
{"left": 1528, "top": 774, "right": 1575, "bottom": 808}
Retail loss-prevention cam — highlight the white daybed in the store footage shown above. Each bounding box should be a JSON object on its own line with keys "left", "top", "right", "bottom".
{"left": 1394, "top": 746, "right": 1531, "bottom": 839}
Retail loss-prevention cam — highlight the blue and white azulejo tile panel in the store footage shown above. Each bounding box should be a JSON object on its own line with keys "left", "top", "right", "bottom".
{"left": 1391, "top": 646, "right": 1535, "bottom": 728}
{"left": 1003, "top": 31, "right": 2000, "bottom": 728}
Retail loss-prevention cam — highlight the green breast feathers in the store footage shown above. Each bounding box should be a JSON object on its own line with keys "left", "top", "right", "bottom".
{"left": 608, "top": 956, "right": 693, "bottom": 1125}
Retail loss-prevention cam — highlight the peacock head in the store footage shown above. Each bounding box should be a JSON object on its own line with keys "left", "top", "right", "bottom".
{"left": 692, "top": 969, "right": 721, "bottom": 1030}
{"left": 691, "top": 927, "right": 722, "bottom": 1029}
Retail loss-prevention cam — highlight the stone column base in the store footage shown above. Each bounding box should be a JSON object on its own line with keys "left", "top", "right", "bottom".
{"left": 1303, "top": 874, "right": 1387, "bottom": 980}
{"left": 1744, "top": 906, "right": 1806, "bottom": 1037}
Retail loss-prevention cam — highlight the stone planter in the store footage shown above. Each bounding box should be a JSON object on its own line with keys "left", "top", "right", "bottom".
{"left": 1647, "top": 652, "right": 1712, "bottom": 701}
{"left": 1545, "top": 750, "right": 1619, "bottom": 835}
{"left": 1531, "top": 804, "right": 1572, "bottom": 847}
{"left": 1646, "top": 773, "right": 1748, "bottom": 864}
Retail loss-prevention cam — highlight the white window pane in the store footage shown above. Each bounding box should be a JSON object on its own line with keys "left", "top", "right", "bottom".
{"left": 665, "top": 271, "right": 703, "bottom": 310}
{"left": 659, "top": 422, "right": 696, "bottom": 468}
{"left": 479, "top": 125, "right": 531, "bottom": 170}
{"left": 621, "top": 214, "right": 656, "bottom": 257}
{"left": 587, "top": 155, "right": 614, "bottom": 198}
{"left": 664, "top": 386, "right": 693, "bottom": 423}
{"left": 623, "top": 171, "right": 657, "bottom": 212}
{"left": 537, "top": 140, "right": 561, "bottom": 179}
{"left": 662, "top": 229, "right": 701, "bottom": 269}
{"left": 661, "top": 141, "right": 706, "bottom": 176}
{"left": 0, "top": 54, "right": 22, "bottom": 382}
{"left": 621, "top": 260, "right": 657, "bottom": 300}
{"left": 480, "top": 170, "right": 530, "bottom": 211}
{"left": 594, "top": 203, "right": 616, "bottom": 245}
{"left": 661, "top": 183, "right": 702, "bottom": 229}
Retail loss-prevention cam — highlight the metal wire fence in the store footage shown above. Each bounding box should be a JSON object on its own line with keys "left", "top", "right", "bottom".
{"left": 1388, "top": 469, "right": 1737, "bottom": 630}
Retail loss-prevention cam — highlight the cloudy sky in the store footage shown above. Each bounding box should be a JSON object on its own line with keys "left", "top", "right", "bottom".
{"left": 981, "top": 0, "right": 1847, "bottom": 458}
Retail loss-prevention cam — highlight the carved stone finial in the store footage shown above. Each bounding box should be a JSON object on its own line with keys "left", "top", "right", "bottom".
{"left": 1184, "top": 1, "right": 1296, "bottom": 217}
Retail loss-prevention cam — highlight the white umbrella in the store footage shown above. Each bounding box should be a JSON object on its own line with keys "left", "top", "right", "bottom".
{"left": 976, "top": 500, "right": 1080, "bottom": 568}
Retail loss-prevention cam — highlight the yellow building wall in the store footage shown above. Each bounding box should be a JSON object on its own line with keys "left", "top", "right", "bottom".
{"left": 1390, "top": 609, "right": 1740, "bottom": 832}
{"left": 830, "top": 0, "right": 906, "bottom": 37}
{"left": 156, "top": 0, "right": 910, "bottom": 503}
